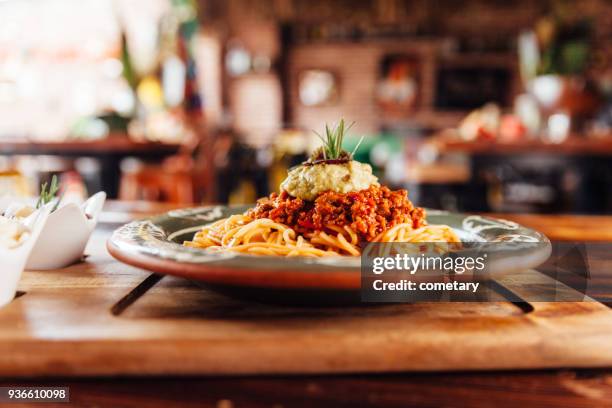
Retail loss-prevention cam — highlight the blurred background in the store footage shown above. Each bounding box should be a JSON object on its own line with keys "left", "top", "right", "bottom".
{"left": 1, "top": 0, "right": 611, "bottom": 214}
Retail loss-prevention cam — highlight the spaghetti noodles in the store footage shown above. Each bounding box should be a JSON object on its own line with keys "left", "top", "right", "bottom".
{"left": 183, "top": 213, "right": 460, "bottom": 257}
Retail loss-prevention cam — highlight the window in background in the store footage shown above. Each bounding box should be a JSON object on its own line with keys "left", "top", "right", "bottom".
{"left": 0, "top": 0, "right": 169, "bottom": 141}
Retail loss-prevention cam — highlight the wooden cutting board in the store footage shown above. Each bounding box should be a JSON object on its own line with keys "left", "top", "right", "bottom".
{"left": 1, "top": 227, "right": 612, "bottom": 378}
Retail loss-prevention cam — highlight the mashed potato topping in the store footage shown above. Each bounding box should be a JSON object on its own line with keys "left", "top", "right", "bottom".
{"left": 280, "top": 160, "right": 379, "bottom": 201}
{"left": 0, "top": 216, "right": 29, "bottom": 249}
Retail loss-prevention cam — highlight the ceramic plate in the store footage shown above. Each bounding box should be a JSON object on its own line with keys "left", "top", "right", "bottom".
{"left": 107, "top": 206, "right": 551, "bottom": 304}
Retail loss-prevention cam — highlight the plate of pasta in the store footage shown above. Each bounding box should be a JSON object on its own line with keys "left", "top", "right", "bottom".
{"left": 108, "top": 120, "right": 549, "bottom": 304}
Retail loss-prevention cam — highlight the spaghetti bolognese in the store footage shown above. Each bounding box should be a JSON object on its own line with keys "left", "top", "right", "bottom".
{"left": 184, "top": 120, "right": 460, "bottom": 256}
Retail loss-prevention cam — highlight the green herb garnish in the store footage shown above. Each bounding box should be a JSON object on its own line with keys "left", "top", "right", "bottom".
{"left": 36, "top": 175, "right": 61, "bottom": 211}
{"left": 311, "top": 119, "right": 364, "bottom": 163}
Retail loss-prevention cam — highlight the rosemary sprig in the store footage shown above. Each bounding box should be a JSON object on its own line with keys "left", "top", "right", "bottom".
{"left": 36, "top": 175, "right": 61, "bottom": 211}
{"left": 351, "top": 134, "right": 365, "bottom": 158}
{"left": 311, "top": 119, "right": 363, "bottom": 162}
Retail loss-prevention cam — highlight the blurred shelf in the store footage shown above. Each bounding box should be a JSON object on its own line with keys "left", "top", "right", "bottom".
{"left": 432, "top": 131, "right": 612, "bottom": 156}
{"left": 380, "top": 111, "right": 467, "bottom": 132}
{"left": 438, "top": 52, "right": 517, "bottom": 68}
{"left": 405, "top": 162, "right": 470, "bottom": 184}
{"left": 0, "top": 133, "right": 181, "bottom": 156}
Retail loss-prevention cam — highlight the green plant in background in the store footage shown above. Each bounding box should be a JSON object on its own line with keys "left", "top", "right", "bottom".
{"left": 171, "top": 0, "right": 199, "bottom": 39}
{"left": 535, "top": 5, "right": 593, "bottom": 76}
{"left": 120, "top": 30, "right": 137, "bottom": 91}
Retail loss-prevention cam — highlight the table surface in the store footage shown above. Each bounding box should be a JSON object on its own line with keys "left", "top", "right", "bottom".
{"left": 4, "top": 201, "right": 612, "bottom": 408}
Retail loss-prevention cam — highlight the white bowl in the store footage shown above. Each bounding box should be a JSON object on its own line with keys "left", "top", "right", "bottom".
{"left": 0, "top": 206, "right": 50, "bottom": 308}
{"left": 25, "top": 192, "right": 106, "bottom": 270}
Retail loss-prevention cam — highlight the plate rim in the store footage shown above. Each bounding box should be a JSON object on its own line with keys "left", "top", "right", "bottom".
{"left": 107, "top": 205, "right": 552, "bottom": 290}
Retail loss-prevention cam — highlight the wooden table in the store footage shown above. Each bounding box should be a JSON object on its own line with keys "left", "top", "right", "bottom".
{"left": 0, "top": 135, "right": 181, "bottom": 198}
{"left": 2, "top": 201, "right": 612, "bottom": 408}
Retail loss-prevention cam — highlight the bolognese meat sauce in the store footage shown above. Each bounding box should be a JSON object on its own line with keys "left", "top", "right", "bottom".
{"left": 247, "top": 185, "right": 426, "bottom": 242}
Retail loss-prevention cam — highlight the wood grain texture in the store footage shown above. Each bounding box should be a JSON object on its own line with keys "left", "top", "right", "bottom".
{"left": 1, "top": 224, "right": 612, "bottom": 378}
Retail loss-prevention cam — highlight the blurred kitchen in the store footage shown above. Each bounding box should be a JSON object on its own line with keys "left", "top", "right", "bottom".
{"left": 1, "top": 0, "right": 611, "bottom": 214}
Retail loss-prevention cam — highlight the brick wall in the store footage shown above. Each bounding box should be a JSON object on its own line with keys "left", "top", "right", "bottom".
{"left": 288, "top": 41, "right": 441, "bottom": 134}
